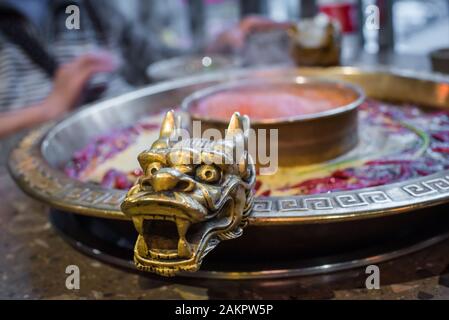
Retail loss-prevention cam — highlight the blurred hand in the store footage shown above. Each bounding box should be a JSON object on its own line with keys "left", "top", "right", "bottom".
{"left": 42, "top": 51, "right": 117, "bottom": 120}
{"left": 207, "top": 15, "right": 293, "bottom": 53}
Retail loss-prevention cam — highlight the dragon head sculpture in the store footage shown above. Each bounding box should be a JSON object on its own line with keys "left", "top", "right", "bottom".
{"left": 121, "top": 110, "right": 255, "bottom": 276}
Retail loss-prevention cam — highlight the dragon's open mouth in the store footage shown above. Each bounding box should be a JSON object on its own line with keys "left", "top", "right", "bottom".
{"left": 122, "top": 191, "right": 233, "bottom": 275}
{"left": 133, "top": 212, "right": 199, "bottom": 260}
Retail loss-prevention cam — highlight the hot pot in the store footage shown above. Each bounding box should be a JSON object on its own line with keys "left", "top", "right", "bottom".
{"left": 8, "top": 67, "right": 449, "bottom": 279}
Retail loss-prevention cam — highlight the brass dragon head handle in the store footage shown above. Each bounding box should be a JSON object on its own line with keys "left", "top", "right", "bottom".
{"left": 121, "top": 110, "right": 256, "bottom": 276}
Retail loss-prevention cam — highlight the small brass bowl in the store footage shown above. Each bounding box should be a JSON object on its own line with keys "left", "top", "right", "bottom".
{"left": 182, "top": 77, "right": 365, "bottom": 167}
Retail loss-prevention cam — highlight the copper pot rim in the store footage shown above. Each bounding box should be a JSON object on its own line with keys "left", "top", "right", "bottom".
{"left": 181, "top": 76, "right": 365, "bottom": 125}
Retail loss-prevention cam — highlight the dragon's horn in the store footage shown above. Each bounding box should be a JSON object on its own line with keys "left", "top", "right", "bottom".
{"left": 150, "top": 110, "right": 177, "bottom": 149}
{"left": 226, "top": 112, "right": 244, "bottom": 138}
{"left": 226, "top": 113, "right": 251, "bottom": 176}
{"left": 159, "top": 110, "right": 177, "bottom": 138}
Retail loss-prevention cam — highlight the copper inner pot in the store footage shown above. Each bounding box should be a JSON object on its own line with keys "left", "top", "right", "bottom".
{"left": 182, "top": 77, "right": 365, "bottom": 167}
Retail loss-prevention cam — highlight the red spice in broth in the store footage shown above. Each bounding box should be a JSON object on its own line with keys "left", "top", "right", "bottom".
{"left": 65, "top": 100, "right": 449, "bottom": 196}
{"left": 191, "top": 84, "right": 359, "bottom": 120}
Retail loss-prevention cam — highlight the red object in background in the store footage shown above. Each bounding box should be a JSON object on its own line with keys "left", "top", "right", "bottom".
{"left": 318, "top": 0, "right": 358, "bottom": 33}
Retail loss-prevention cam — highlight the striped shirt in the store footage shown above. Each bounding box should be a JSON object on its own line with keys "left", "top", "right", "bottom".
{"left": 0, "top": 0, "right": 166, "bottom": 164}
{"left": 1, "top": 5, "right": 125, "bottom": 112}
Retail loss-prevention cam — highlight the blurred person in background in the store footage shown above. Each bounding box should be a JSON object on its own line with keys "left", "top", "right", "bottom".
{"left": 0, "top": 0, "right": 287, "bottom": 146}
{"left": 0, "top": 0, "right": 165, "bottom": 141}
{"left": 207, "top": 14, "right": 292, "bottom": 54}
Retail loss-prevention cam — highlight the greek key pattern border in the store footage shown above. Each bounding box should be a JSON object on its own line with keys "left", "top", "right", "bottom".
{"left": 402, "top": 177, "right": 449, "bottom": 197}
{"left": 252, "top": 190, "right": 393, "bottom": 213}
{"left": 9, "top": 128, "right": 449, "bottom": 218}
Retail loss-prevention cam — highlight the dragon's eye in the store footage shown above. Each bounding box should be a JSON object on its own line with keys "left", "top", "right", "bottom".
{"left": 196, "top": 165, "right": 221, "bottom": 183}
{"left": 145, "top": 162, "right": 163, "bottom": 176}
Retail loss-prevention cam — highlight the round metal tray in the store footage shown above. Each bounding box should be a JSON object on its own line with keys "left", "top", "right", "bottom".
{"left": 50, "top": 208, "right": 449, "bottom": 279}
{"left": 8, "top": 67, "right": 449, "bottom": 278}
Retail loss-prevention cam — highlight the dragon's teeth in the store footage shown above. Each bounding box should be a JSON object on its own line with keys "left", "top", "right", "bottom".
{"left": 177, "top": 238, "right": 192, "bottom": 258}
{"left": 137, "top": 235, "right": 148, "bottom": 253}
{"left": 132, "top": 217, "right": 144, "bottom": 234}
{"left": 176, "top": 219, "right": 192, "bottom": 258}
{"left": 176, "top": 219, "right": 190, "bottom": 238}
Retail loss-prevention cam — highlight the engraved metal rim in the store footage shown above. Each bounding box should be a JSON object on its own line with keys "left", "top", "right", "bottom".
{"left": 181, "top": 76, "right": 366, "bottom": 124}
{"left": 7, "top": 66, "right": 449, "bottom": 225}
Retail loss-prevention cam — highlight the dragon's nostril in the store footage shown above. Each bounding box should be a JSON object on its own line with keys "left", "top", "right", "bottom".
{"left": 141, "top": 177, "right": 152, "bottom": 189}
{"left": 176, "top": 180, "right": 193, "bottom": 192}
